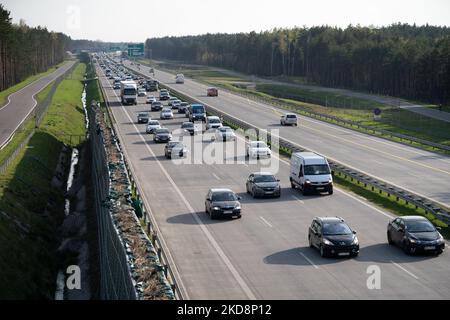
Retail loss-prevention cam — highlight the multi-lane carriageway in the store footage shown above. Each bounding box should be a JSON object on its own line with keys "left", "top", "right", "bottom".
{"left": 96, "top": 61, "right": 450, "bottom": 299}
{"left": 124, "top": 59, "right": 450, "bottom": 210}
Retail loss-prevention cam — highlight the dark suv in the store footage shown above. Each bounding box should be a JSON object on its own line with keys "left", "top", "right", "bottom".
{"left": 205, "top": 189, "right": 242, "bottom": 220}
{"left": 387, "top": 216, "right": 445, "bottom": 255}
{"left": 308, "top": 217, "right": 359, "bottom": 258}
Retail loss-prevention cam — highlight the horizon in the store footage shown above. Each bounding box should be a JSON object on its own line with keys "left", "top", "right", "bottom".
{"left": 1, "top": 0, "right": 449, "bottom": 42}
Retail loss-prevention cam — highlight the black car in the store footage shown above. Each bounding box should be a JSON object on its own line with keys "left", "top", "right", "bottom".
{"left": 205, "top": 189, "right": 242, "bottom": 220}
{"left": 137, "top": 112, "right": 150, "bottom": 124}
{"left": 308, "top": 217, "right": 359, "bottom": 258}
{"left": 387, "top": 216, "right": 445, "bottom": 255}
{"left": 153, "top": 128, "right": 172, "bottom": 143}
{"left": 246, "top": 172, "right": 281, "bottom": 198}
{"left": 151, "top": 101, "right": 163, "bottom": 111}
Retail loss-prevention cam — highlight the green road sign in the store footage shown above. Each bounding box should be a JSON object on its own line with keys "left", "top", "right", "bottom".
{"left": 128, "top": 43, "right": 144, "bottom": 57}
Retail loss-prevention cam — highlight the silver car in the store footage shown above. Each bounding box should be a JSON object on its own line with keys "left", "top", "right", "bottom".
{"left": 280, "top": 113, "right": 298, "bottom": 126}
{"left": 146, "top": 120, "right": 161, "bottom": 134}
{"left": 160, "top": 108, "right": 174, "bottom": 120}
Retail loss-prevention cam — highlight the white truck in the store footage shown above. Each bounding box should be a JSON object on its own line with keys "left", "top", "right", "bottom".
{"left": 175, "top": 73, "right": 185, "bottom": 84}
{"left": 290, "top": 152, "right": 333, "bottom": 195}
{"left": 120, "top": 80, "right": 137, "bottom": 105}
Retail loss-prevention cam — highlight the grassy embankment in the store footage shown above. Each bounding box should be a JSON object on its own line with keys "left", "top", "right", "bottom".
{"left": 0, "top": 62, "right": 87, "bottom": 299}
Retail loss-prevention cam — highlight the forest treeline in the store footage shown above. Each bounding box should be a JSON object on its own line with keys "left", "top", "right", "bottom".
{"left": 145, "top": 24, "right": 450, "bottom": 104}
{"left": 0, "top": 5, "right": 71, "bottom": 92}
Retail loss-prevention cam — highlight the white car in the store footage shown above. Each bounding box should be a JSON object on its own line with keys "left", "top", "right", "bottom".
{"left": 138, "top": 88, "right": 147, "bottom": 97}
{"left": 247, "top": 141, "right": 271, "bottom": 159}
{"left": 214, "top": 126, "right": 236, "bottom": 141}
{"left": 206, "top": 116, "right": 223, "bottom": 130}
{"left": 160, "top": 108, "right": 174, "bottom": 120}
{"left": 146, "top": 120, "right": 161, "bottom": 134}
{"left": 146, "top": 95, "right": 157, "bottom": 104}
{"left": 280, "top": 113, "right": 298, "bottom": 126}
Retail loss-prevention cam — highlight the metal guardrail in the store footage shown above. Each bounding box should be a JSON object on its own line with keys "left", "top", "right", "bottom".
{"left": 124, "top": 63, "right": 450, "bottom": 225}
{"left": 0, "top": 131, "right": 34, "bottom": 175}
{"left": 95, "top": 67, "right": 184, "bottom": 300}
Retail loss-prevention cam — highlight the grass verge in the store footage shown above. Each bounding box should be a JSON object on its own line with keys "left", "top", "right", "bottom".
{"left": 0, "top": 62, "right": 87, "bottom": 299}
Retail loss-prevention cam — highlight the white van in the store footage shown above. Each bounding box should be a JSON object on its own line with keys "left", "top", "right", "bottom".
{"left": 290, "top": 152, "right": 333, "bottom": 195}
{"left": 176, "top": 74, "right": 185, "bottom": 84}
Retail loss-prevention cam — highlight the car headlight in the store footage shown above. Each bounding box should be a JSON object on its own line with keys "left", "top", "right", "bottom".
{"left": 234, "top": 205, "right": 241, "bottom": 210}
{"left": 352, "top": 236, "right": 359, "bottom": 245}
{"left": 213, "top": 207, "right": 220, "bottom": 211}
{"left": 409, "top": 238, "right": 420, "bottom": 244}
{"left": 323, "top": 238, "right": 334, "bottom": 246}
{"left": 305, "top": 180, "right": 311, "bottom": 184}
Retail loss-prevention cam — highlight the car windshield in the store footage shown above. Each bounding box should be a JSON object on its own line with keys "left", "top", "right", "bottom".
{"left": 156, "top": 129, "right": 169, "bottom": 134}
{"left": 323, "top": 222, "right": 352, "bottom": 236}
{"left": 148, "top": 121, "right": 159, "bottom": 125}
{"left": 219, "top": 127, "right": 232, "bottom": 132}
{"left": 138, "top": 113, "right": 148, "bottom": 117}
{"left": 212, "top": 192, "right": 237, "bottom": 202}
{"left": 124, "top": 88, "right": 136, "bottom": 95}
{"left": 167, "top": 142, "right": 179, "bottom": 148}
{"left": 182, "top": 123, "right": 193, "bottom": 128}
{"left": 254, "top": 175, "right": 277, "bottom": 183}
{"left": 287, "top": 115, "right": 297, "bottom": 118}
{"left": 304, "top": 165, "right": 330, "bottom": 175}
{"left": 209, "top": 118, "right": 220, "bottom": 123}
{"left": 405, "top": 220, "right": 436, "bottom": 233}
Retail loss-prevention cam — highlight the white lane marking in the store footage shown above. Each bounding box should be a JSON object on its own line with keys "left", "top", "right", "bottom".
{"left": 391, "top": 261, "right": 419, "bottom": 280}
{"left": 140, "top": 64, "right": 450, "bottom": 207}
{"left": 212, "top": 173, "right": 221, "bottom": 181}
{"left": 299, "top": 252, "right": 319, "bottom": 269}
{"left": 291, "top": 195, "right": 304, "bottom": 204}
{"left": 101, "top": 68, "right": 257, "bottom": 300}
{"left": 259, "top": 216, "right": 273, "bottom": 228}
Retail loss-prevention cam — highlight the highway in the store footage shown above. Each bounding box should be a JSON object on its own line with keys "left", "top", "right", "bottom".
{"left": 96, "top": 61, "right": 450, "bottom": 300}
{"left": 0, "top": 61, "right": 76, "bottom": 148}
{"left": 121, "top": 59, "right": 450, "bottom": 209}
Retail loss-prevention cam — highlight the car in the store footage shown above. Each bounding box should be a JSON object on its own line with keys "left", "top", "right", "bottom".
{"left": 137, "top": 112, "right": 150, "bottom": 124}
{"left": 207, "top": 87, "right": 218, "bottom": 97}
{"left": 181, "top": 122, "right": 199, "bottom": 136}
{"left": 247, "top": 141, "right": 271, "bottom": 159}
{"left": 205, "top": 116, "right": 223, "bottom": 130}
{"left": 175, "top": 73, "right": 185, "bottom": 84}
{"left": 146, "top": 120, "right": 161, "bottom": 134}
{"left": 205, "top": 189, "right": 242, "bottom": 220}
{"left": 189, "top": 104, "right": 206, "bottom": 122}
{"left": 171, "top": 100, "right": 182, "bottom": 109}
{"left": 168, "top": 97, "right": 178, "bottom": 106}
{"left": 138, "top": 88, "right": 147, "bottom": 97}
{"left": 160, "top": 108, "right": 174, "bottom": 120}
{"left": 308, "top": 217, "right": 359, "bottom": 258}
{"left": 113, "top": 83, "right": 121, "bottom": 90}
{"left": 146, "top": 95, "right": 157, "bottom": 104}
{"left": 153, "top": 128, "right": 172, "bottom": 143}
{"left": 159, "top": 91, "right": 170, "bottom": 101}
{"left": 214, "top": 126, "right": 236, "bottom": 141}
{"left": 164, "top": 142, "right": 188, "bottom": 159}
{"left": 290, "top": 152, "right": 333, "bottom": 195}
{"left": 387, "top": 216, "right": 445, "bottom": 255}
{"left": 246, "top": 172, "right": 281, "bottom": 198}
{"left": 151, "top": 101, "right": 163, "bottom": 111}
{"left": 280, "top": 113, "right": 298, "bottom": 126}
{"left": 178, "top": 102, "right": 189, "bottom": 114}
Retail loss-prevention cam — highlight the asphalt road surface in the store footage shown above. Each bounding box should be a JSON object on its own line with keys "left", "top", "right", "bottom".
{"left": 0, "top": 61, "right": 76, "bottom": 148}
{"left": 122, "top": 59, "right": 450, "bottom": 209}
{"left": 96, "top": 62, "right": 450, "bottom": 300}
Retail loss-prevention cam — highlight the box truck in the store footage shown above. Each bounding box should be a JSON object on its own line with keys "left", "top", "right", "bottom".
{"left": 120, "top": 80, "right": 137, "bottom": 105}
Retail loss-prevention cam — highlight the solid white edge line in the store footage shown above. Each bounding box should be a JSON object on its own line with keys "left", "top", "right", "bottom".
{"left": 100, "top": 69, "right": 257, "bottom": 300}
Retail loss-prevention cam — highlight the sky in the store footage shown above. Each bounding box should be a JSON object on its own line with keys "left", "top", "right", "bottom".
{"left": 1, "top": 0, "right": 450, "bottom": 42}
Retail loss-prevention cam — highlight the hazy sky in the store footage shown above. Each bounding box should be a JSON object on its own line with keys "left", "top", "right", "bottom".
{"left": 2, "top": 0, "right": 449, "bottom": 42}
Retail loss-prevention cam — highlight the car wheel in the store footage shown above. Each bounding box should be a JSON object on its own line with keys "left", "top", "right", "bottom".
{"left": 290, "top": 180, "right": 296, "bottom": 189}
{"left": 308, "top": 236, "right": 313, "bottom": 248}
{"left": 402, "top": 241, "right": 412, "bottom": 255}
{"left": 320, "top": 244, "right": 326, "bottom": 258}
{"left": 351, "top": 252, "right": 359, "bottom": 258}
{"left": 387, "top": 231, "right": 394, "bottom": 245}
{"left": 328, "top": 186, "right": 333, "bottom": 195}
{"left": 246, "top": 184, "right": 250, "bottom": 194}
{"left": 252, "top": 187, "right": 257, "bottom": 198}
{"left": 435, "top": 249, "right": 443, "bottom": 256}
